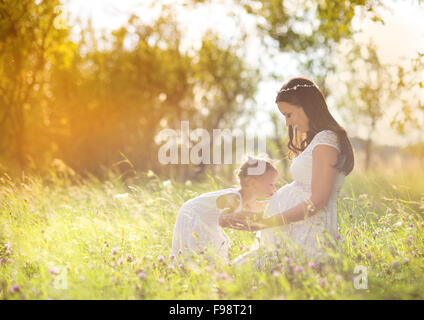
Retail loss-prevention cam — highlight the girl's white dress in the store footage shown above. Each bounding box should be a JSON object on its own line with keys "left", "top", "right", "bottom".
{"left": 172, "top": 188, "right": 242, "bottom": 262}
{"left": 236, "top": 130, "right": 346, "bottom": 264}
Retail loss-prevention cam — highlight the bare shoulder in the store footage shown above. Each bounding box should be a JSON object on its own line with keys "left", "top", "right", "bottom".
{"left": 216, "top": 193, "right": 240, "bottom": 210}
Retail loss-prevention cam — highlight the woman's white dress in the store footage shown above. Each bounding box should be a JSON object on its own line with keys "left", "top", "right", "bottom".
{"left": 236, "top": 130, "right": 345, "bottom": 264}
{"left": 172, "top": 188, "right": 242, "bottom": 263}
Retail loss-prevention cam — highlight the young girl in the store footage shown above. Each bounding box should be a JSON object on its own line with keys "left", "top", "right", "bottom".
{"left": 171, "top": 156, "right": 278, "bottom": 263}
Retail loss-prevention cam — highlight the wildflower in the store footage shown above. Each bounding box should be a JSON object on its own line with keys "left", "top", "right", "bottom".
{"left": 126, "top": 253, "right": 132, "bottom": 262}
{"left": 158, "top": 277, "right": 165, "bottom": 284}
{"left": 157, "top": 255, "right": 165, "bottom": 263}
{"left": 89, "top": 249, "right": 94, "bottom": 254}
{"left": 411, "top": 250, "right": 417, "bottom": 257}
{"left": 372, "top": 231, "right": 377, "bottom": 239}
{"left": 178, "top": 263, "right": 184, "bottom": 269}
{"left": 271, "top": 270, "right": 281, "bottom": 277}
{"left": 284, "top": 256, "right": 292, "bottom": 265}
{"left": 336, "top": 233, "right": 341, "bottom": 240}
{"left": 216, "top": 272, "right": 232, "bottom": 281}
{"left": 110, "top": 263, "right": 116, "bottom": 268}
{"left": 403, "top": 257, "right": 409, "bottom": 264}
{"left": 112, "top": 247, "right": 118, "bottom": 255}
{"left": 137, "top": 271, "right": 146, "bottom": 280}
{"left": 421, "top": 222, "right": 424, "bottom": 228}
{"left": 406, "top": 235, "right": 413, "bottom": 245}
{"left": 114, "top": 193, "right": 129, "bottom": 199}
{"left": 366, "top": 253, "right": 372, "bottom": 260}
{"left": 117, "top": 257, "right": 123, "bottom": 265}
{"left": 294, "top": 265, "right": 304, "bottom": 274}
{"left": 8, "top": 284, "right": 20, "bottom": 294}
{"left": 409, "top": 223, "right": 414, "bottom": 228}
{"left": 251, "top": 285, "right": 257, "bottom": 292}
{"left": 163, "top": 180, "right": 172, "bottom": 187}
{"left": 318, "top": 278, "right": 326, "bottom": 288}
{"left": 308, "top": 262, "right": 317, "bottom": 270}
{"left": 185, "top": 180, "right": 192, "bottom": 186}
{"left": 0, "top": 257, "right": 6, "bottom": 265}
{"left": 391, "top": 261, "right": 400, "bottom": 269}
{"left": 147, "top": 170, "right": 155, "bottom": 178}
{"left": 169, "top": 254, "right": 176, "bottom": 261}
{"left": 49, "top": 267, "right": 59, "bottom": 275}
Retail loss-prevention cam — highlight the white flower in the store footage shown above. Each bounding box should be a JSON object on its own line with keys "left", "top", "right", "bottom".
{"left": 114, "top": 193, "right": 129, "bottom": 199}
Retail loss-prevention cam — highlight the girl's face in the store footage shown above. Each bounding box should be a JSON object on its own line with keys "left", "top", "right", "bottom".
{"left": 277, "top": 101, "right": 310, "bottom": 133}
{"left": 250, "top": 169, "right": 278, "bottom": 199}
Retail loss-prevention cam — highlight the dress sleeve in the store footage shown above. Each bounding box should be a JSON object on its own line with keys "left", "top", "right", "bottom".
{"left": 310, "top": 130, "right": 340, "bottom": 153}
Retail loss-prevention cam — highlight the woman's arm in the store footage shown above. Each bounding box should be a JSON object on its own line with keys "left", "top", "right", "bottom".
{"left": 260, "top": 144, "right": 339, "bottom": 229}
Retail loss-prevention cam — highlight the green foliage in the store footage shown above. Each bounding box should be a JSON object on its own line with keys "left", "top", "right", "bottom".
{"left": 0, "top": 0, "right": 70, "bottom": 168}
{"left": 0, "top": 169, "right": 423, "bottom": 299}
{"left": 0, "top": 2, "right": 259, "bottom": 177}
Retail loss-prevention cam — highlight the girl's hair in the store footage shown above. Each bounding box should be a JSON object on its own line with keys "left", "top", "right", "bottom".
{"left": 236, "top": 156, "right": 277, "bottom": 187}
{"left": 275, "top": 76, "right": 354, "bottom": 176}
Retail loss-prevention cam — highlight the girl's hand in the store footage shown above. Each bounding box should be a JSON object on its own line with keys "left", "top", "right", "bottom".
{"left": 219, "top": 211, "right": 268, "bottom": 231}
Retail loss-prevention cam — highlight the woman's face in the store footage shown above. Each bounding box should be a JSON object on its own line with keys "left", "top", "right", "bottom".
{"left": 277, "top": 101, "right": 309, "bottom": 133}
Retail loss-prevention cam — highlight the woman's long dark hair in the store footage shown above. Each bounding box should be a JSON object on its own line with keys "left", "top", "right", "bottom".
{"left": 276, "top": 76, "right": 354, "bottom": 176}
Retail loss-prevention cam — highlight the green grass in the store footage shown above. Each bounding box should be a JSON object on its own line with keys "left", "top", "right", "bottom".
{"left": 0, "top": 168, "right": 423, "bottom": 300}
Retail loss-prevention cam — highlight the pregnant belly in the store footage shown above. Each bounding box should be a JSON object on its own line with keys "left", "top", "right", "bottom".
{"left": 265, "top": 181, "right": 309, "bottom": 218}
{"left": 258, "top": 181, "right": 326, "bottom": 252}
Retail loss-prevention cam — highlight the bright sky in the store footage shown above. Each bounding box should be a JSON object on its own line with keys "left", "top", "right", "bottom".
{"left": 62, "top": 0, "right": 424, "bottom": 146}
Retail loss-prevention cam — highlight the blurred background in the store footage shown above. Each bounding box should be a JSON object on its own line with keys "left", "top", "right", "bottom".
{"left": 1, "top": 0, "right": 423, "bottom": 182}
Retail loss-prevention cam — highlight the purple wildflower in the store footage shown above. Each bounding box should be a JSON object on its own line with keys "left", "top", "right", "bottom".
{"left": 49, "top": 267, "right": 59, "bottom": 275}
{"left": 294, "top": 265, "right": 304, "bottom": 274}
{"left": 112, "top": 247, "right": 118, "bottom": 255}
{"left": 8, "top": 284, "right": 20, "bottom": 294}
{"left": 157, "top": 255, "right": 165, "bottom": 263}
{"left": 138, "top": 271, "right": 146, "bottom": 280}
{"left": 318, "top": 278, "right": 326, "bottom": 288}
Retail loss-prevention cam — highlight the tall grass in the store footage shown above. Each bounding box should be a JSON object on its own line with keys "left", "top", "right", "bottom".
{"left": 0, "top": 168, "right": 423, "bottom": 299}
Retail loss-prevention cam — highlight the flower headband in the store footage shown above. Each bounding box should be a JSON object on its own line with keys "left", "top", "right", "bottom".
{"left": 277, "top": 84, "right": 318, "bottom": 93}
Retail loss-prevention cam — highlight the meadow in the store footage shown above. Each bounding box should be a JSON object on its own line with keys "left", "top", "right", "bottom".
{"left": 1, "top": 167, "right": 423, "bottom": 300}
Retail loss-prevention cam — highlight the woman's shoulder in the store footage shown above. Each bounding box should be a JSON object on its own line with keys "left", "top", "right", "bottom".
{"left": 310, "top": 130, "right": 340, "bottom": 152}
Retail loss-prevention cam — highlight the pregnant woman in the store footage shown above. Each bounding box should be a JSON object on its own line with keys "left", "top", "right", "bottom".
{"left": 223, "top": 76, "right": 355, "bottom": 265}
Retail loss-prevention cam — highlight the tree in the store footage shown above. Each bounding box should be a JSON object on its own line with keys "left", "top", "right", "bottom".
{"left": 333, "top": 41, "right": 423, "bottom": 170}
{"left": 0, "top": 0, "right": 68, "bottom": 171}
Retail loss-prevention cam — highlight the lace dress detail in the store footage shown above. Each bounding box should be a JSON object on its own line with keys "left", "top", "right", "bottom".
{"left": 239, "top": 130, "right": 345, "bottom": 263}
